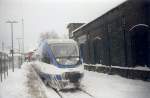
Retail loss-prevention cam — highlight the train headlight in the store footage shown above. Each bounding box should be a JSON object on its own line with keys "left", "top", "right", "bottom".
{"left": 75, "top": 58, "right": 79, "bottom": 61}
{"left": 56, "top": 58, "right": 60, "bottom": 62}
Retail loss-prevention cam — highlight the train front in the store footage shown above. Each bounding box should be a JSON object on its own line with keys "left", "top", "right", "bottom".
{"left": 48, "top": 41, "right": 84, "bottom": 90}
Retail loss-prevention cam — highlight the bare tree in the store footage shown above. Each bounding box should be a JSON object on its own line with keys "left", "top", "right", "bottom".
{"left": 39, "top": 31, "right": 59, "bottom": 42}
{"left": 61, "top": 33, "right": 69, "bottom": 39}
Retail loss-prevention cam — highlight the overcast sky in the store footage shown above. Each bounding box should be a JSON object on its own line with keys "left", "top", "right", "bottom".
{"left": 0, "top": 0, "right": 126, "bottom": 52}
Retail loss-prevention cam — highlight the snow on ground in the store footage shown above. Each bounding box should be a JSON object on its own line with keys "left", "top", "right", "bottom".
{"left": 26, "top": 63, "right": 60, "bottom": 98}
{"left": 0, "top": 62, "right": 60, "bottom": 98}
{"left": 59, "top": 90, "right": 92, "bottom": 98}
{"left": 1, "top": 62, "right": 150, "bottom": 98}
{"left": 82, "top": 70, "right": 150, "bottom": 98}
{"left": 0, "top": 63, "right": 29, "bottom": 98}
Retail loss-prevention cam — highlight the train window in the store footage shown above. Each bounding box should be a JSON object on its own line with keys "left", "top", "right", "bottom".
{"left": 50, "top": 43, "right": 80, "bottom": 65}
{"left": 50, "top": 43, "right": 79, "bottom": 58}
{"left": 42, "top": 52, "right": 51, "bottom": 64}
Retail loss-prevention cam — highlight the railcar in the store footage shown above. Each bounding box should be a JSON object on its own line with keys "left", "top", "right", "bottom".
{"left": 35, "top": 39, "right": 84, "bottom": 90}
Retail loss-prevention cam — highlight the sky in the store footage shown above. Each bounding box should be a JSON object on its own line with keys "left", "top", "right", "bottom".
{"left": 0, "top": 0, "right": 126, "bottom": 52}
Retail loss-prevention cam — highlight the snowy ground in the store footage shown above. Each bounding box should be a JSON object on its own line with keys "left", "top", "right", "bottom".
{"left": 0, "top": 63, "right": 28, "bottom": 98}
{"left": 82, "top": 71, "right": 150, "bottom": 98}
{"left": 0, "top": 62, "right": 150, "bottom": 98}
{"left": 0, "top": 62, "right": 60, "bottom": 98}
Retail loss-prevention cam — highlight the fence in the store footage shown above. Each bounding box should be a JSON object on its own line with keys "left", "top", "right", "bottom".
{"left": 0, "top": 51, "right": 9, "bottom": 82}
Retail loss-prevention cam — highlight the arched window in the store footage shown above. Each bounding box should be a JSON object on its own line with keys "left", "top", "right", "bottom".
{"left": 129, "top": 24, "right": 150, "bottom": 67}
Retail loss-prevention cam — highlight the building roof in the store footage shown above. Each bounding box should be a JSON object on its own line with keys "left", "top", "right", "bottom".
{"left": 72, "top": 0, "right": 127, "bottom": 34}
{"left": 67, "top": 23, "right": 85, "bottom": 28}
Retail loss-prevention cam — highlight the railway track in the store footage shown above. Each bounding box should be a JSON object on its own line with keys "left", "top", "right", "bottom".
{"left": 47, "top": 86, "right": 95, "bottom": 98}
{"left": 32, "top": 64, "right": 95, "bottom": 98}
{"left": 78, "top": 88, "right": 95, "bottom": 98}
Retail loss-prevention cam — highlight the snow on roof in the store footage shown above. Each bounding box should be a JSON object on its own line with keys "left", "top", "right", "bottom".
{"left": 7, "top": 53, "right": 22, "bottom": 57}
{"left": 72, "top": 23, "right": 88, "bottom": 33}
{"left": 0, "top": 50, "right": 9, "bottom": 55}
{"left": 47, "top": 39, "right": 77, "bottom": 44}
{"left": 72, "top": 0, "right": 126, "bottom": 34}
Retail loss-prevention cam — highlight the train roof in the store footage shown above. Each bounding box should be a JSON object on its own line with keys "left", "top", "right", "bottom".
{"left": 46, "top": 39, "right": 77, "bottom": 44}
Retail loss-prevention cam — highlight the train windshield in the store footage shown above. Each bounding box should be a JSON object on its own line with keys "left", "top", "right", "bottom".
{"left": 50, "top": 43, "right": 80, "bottom": 65}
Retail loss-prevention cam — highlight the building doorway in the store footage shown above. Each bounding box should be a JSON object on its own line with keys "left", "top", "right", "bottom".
{"left": 130, "top": 24, "right": 150, "bottom": 67}
{"left": 93, "top": 37, "right": 102, "bottom": 64}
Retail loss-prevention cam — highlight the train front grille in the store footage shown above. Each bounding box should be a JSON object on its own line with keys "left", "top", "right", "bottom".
{"left": 64, "top": 72, "right": 83, "bottom": 83}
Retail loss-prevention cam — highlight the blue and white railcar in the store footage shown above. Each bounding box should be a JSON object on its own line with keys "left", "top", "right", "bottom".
{"left": 36, "top": 39, "right": 84, "bottom": 90}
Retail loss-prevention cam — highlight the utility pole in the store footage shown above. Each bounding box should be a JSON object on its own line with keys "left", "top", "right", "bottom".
{"left": 6, "top": 21, "right": 18, "bottom": 72}
{"left": 22, "top": 18, "right": 25, "bottom": 62}
{"left": 2, "top": 42, "right": 4, "bottom": 51}
{"left": 16, "top": 38, "right": 22, "bottom": 68}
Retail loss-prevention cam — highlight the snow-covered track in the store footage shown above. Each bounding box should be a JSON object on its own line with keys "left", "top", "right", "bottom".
{"left": 59, "top": 88, "right": 95, "bottom": 98}
{"left": 78, "top": 88, "right": 95, "bottom": 98}
{"left": 46, "top": 86, "right": 95, "bottom": 98}
{"left": 51, "top": 88, "right": 63, "bottom": 98}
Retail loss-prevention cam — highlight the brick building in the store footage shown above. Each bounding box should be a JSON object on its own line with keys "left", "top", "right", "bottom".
{"left": 68, "top": 0, "right": 150, "bottom": 67}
